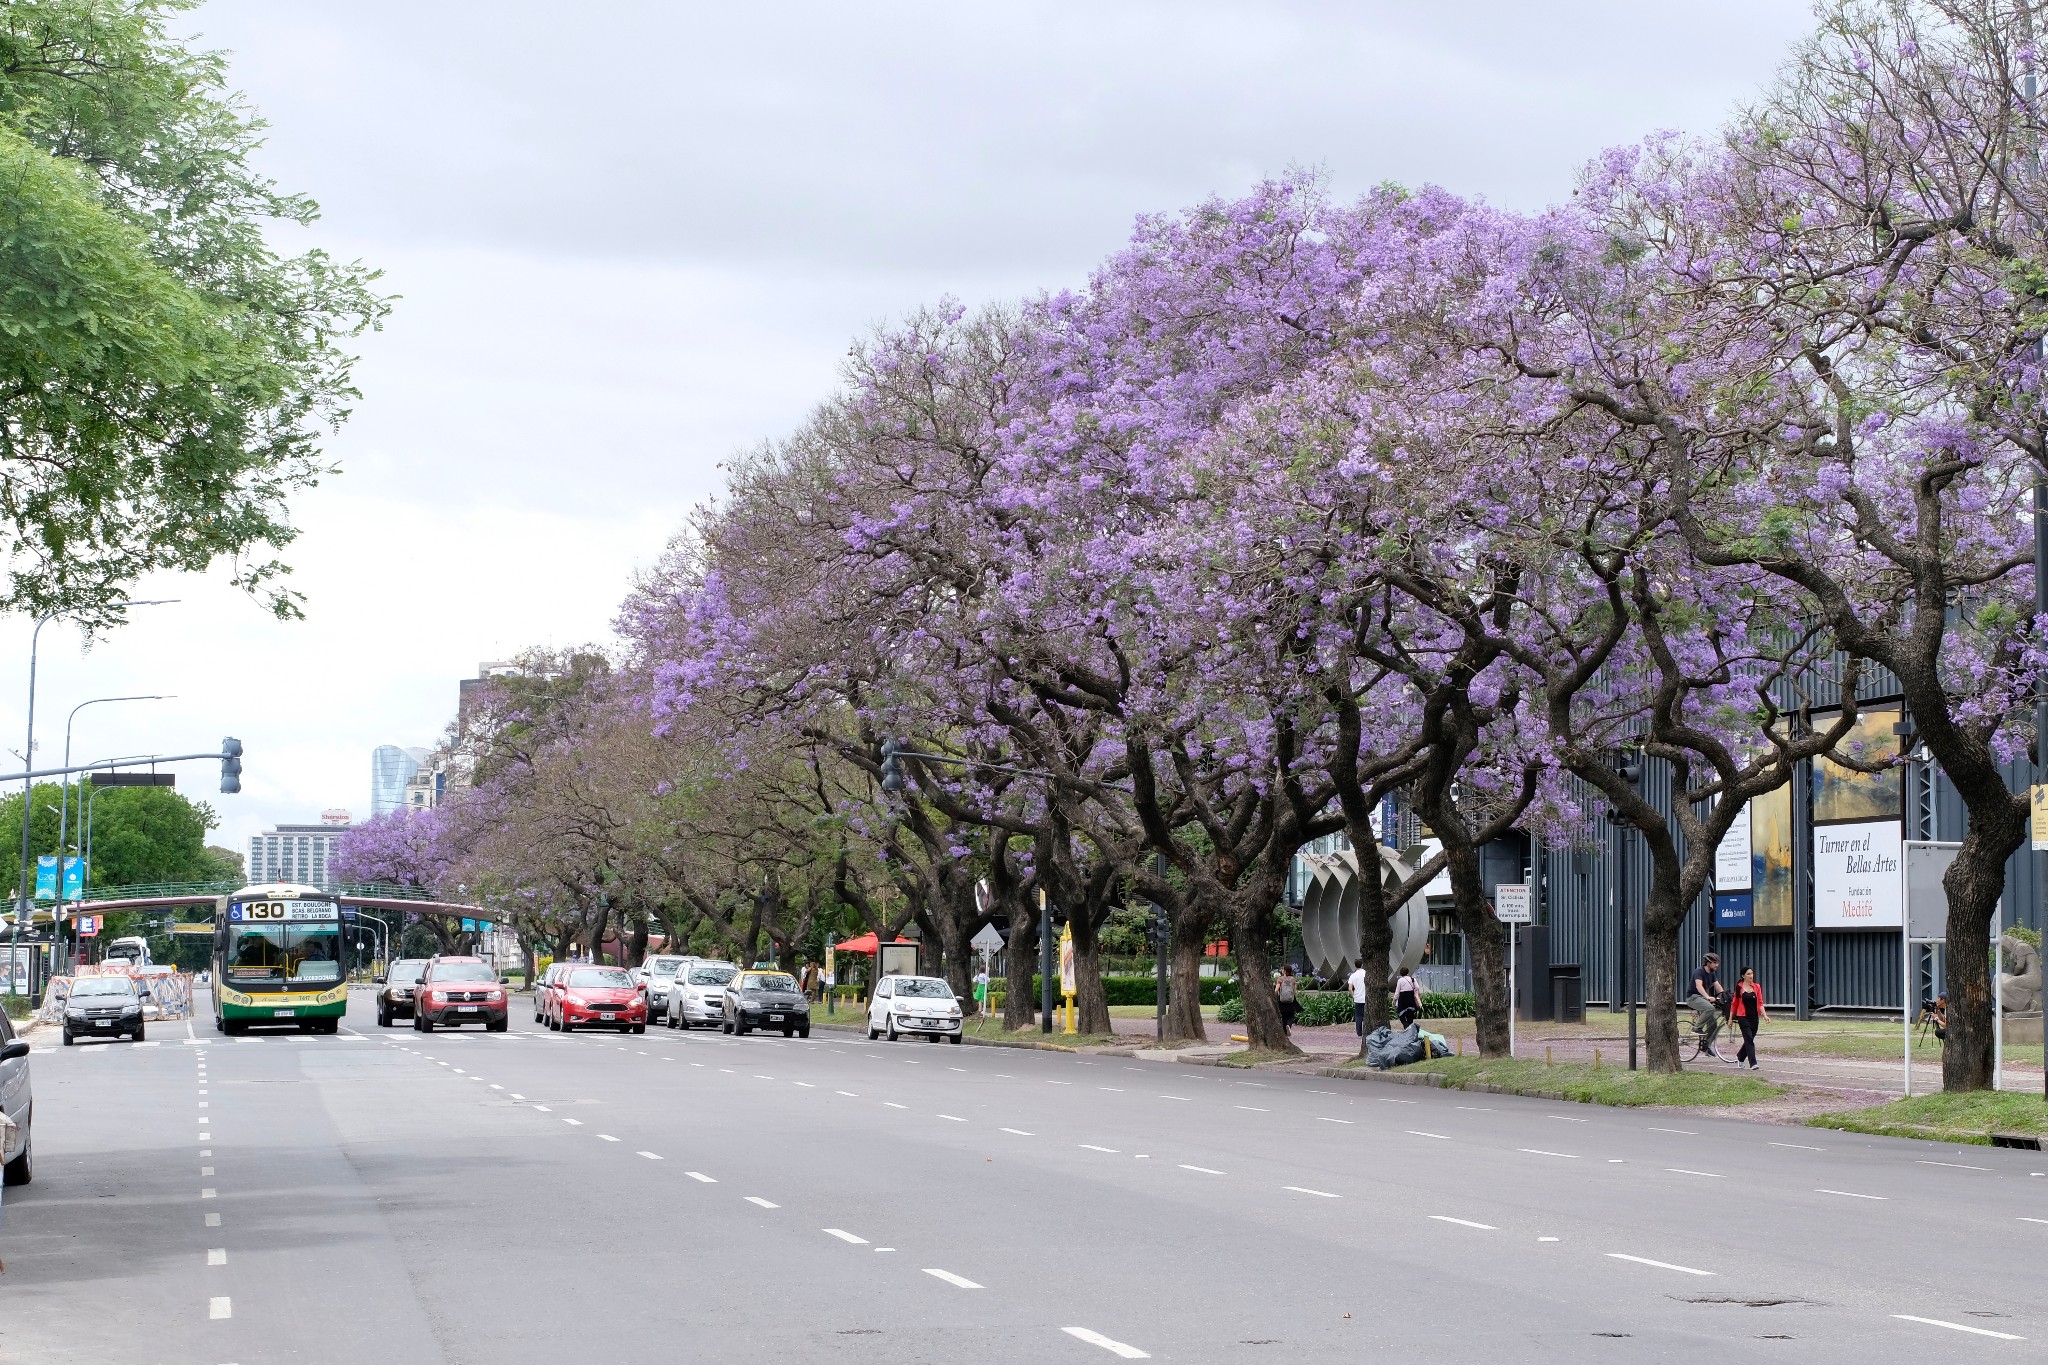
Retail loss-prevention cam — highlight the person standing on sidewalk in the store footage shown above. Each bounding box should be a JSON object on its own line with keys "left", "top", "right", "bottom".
{"left": 1276, "top": 965, "right": 1299, "bottom": 1034}
{"left": 1346, "top": 961, "right": 1368, "bottom": 1036}
{"left": 1729, "top": 966, "right": 1767, "bottom": 1070}
{"left": 1393, "top": 968, "right": 1424, "bottom": 1027}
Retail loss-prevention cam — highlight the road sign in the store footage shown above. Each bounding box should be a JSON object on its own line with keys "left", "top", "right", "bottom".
{"left": 342, "top": 907, "right": 358, "bottom": 920}
{"left": 1494, "top": 884, "right": 1532, "bottom": 924}
{"left": 76, "top": 915, "right": 101, "bottom": 937}
{"left": 971, "top": 924, "right": 1004, "bottom": 952}
{"left": 94, "top": 771, "right": 174, "bottom": 787}
{"left": 2034, "top": 785, "right": 2048, "bottom": 851}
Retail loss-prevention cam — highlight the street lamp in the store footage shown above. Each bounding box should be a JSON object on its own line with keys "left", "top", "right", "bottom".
{"left": 9, "top": 600, "right": 175, "bottom": 992}
{"left": 50, "top": 697, "right": 170, "bottom": 971}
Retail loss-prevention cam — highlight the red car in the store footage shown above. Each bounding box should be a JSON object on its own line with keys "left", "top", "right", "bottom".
{"left": 415, "top": 956, "right": 510, "bottom": 1033}
{"left": 549, "top": 964, "right": 647, "bottom": 1034}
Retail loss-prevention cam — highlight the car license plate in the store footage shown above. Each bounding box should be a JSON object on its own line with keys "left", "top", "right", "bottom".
{"left": 273, "top": 1009, "right": 294, "bottom": 1017}
{"left": 768, "top": 1014, "right": 783, "bottom": 1022}
{"left": 600, "top": 1011, "right": 616, "bottom": 1020}
{"left": 459, "top": 1005, "right": 479, "bottom": 1012}
{"left": 95, "top": 1019, "right": 112, "bottom": 1027}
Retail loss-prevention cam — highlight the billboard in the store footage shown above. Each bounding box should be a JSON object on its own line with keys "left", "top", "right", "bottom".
{"left": 1750, "top": 784, "right": 1796, "bottom": 929}
{"left": 1813, "top": 820, "right": 1904, "bottom": 928}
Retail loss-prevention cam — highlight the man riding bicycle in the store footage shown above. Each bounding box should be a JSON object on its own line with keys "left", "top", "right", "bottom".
{"left": 1688, "top": 952, "right": 1730, "bottom": 1061}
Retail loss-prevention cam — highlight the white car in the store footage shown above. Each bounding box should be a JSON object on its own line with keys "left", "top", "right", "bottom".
{"left": 666, "top": 960, "right": 739, "bottom": 1028}
{"left": 867, "top": 975, "right": 963, "bottom": 1043}
{"left": 634, "top": 954, "right": 695, "bottom": 1018}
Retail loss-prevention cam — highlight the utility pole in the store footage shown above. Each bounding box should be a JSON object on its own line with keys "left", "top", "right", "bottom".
{"left": 1039, "top": 887, "right": 1055, "bottom": 1034}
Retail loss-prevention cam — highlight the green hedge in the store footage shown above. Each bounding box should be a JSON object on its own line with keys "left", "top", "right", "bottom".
{"left": 1219, "top": 990, "right": 1477, "bottom": 1025}
{"left": 988, "top": 975, "right": 1237, "bottom": 1008}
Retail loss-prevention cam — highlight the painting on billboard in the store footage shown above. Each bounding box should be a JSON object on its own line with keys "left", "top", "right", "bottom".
{"left": 1750, "top": 782, "right": 1795, "bottom": 929}
{"left": 1813, "top": 707, "right": 1902, "bottom": 823}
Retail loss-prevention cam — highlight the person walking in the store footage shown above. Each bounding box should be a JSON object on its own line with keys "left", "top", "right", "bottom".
{"left": 1276, "top": 965, "right": 1299, "bottom": 1034}
{"left": 1393, "top": 968, "right": 1424, "bottom": 1027}
{"left": 1346, "top": 961, "right": 1368, "bottom": 1036}
{"left": 1729, "top": 966, "right": 1767, "bottom": 1069}
{"left": 1688, "top": 951, "right": 1729, "bottom": 1061}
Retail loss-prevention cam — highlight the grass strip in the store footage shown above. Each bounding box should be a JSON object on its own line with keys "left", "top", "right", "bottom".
{"left": 1340, "top": 1055, "right": 1783, "bottom": 1108}
{"left": 1808, "top": 1091, "right": 2048, "bottom": 1145}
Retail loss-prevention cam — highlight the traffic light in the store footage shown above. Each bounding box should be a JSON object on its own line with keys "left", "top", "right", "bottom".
{"left": 220, "top": 737, "right": 243, "bottom": 794}
{"left": 879, "top": 738, "right": 905, "bottom": 793}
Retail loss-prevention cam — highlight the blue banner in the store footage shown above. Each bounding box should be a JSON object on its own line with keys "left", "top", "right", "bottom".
{"left": 62, "top": 856, "right": 82, "bottom": 898}
{"left": 1714, "top": 891, "right": 1754, "bottom": 930}
{"left": 460, "top": 918, "right": 476, "bottom": 932}
{"left": 478, "top": 920, "right": 493, "bottom": 933}
{"left": 34, "top": 855, "right": 55, "bottom": 899}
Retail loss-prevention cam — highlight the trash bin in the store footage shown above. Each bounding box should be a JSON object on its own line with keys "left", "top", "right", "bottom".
{"left": 1550, "top": 966, "right": 1583, "bottom": 1024}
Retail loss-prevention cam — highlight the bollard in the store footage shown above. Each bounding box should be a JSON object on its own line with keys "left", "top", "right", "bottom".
{"left": 1593, "top": 1047, "right": 1602, "bottom": 1070}
{"left": 1545, "top": 1045, "right": 1553, "bottom": 1067}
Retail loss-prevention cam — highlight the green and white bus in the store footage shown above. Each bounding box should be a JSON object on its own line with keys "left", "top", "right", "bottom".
{"left": 211, "top": 883, "right": 348, "bottom": 1034}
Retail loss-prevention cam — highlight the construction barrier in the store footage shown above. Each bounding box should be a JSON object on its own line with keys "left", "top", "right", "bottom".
{"left": 35, "top": 966, "right": 193, "bottom": 1022}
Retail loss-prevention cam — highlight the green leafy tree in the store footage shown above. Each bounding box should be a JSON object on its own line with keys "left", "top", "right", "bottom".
{"left": 0, "top": 778, "right": 218, "bottom": 891}
{"left": 0, "top": 0, "right": 389, "bottom": 623}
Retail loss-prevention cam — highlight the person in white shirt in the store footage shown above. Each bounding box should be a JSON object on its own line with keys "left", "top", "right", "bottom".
{"left": 1346, "top": 963, "right": 1369, "bottom": 1036}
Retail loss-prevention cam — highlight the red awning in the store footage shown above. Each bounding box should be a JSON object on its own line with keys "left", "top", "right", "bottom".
{"left": 831, "top": 933, "right": 916, "bottom": 955}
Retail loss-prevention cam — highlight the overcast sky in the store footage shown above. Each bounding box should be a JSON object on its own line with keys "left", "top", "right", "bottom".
{"left": 0, "top": 0, "right": 1816, "bottom": 859}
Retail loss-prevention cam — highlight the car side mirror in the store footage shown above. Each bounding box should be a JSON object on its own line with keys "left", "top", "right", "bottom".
{"left": 0, "top": 1040, "right": 28, "bottom": 1062}
{"left": 499, "top": 976, "right": 509, "bottom": 985}
{"left": 374, "top": 975, "right": 386, "bottom": 984}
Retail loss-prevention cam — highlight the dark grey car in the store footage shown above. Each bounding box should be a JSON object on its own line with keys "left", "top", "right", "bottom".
{"left": 721, "top": 970, "right": 811, "bottom": 1038}
{"left": 62, "top": 977, "right": 145, "bottom": 1044}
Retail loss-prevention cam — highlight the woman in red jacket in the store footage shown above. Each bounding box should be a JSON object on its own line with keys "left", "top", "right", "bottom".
{"left": 1729, "top": 966, "right": 1767, "bottom": 1070}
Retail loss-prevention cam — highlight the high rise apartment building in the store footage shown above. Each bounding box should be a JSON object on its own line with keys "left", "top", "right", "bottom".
{"left": 248, "top": 817, "right": 352, "bottom": 891}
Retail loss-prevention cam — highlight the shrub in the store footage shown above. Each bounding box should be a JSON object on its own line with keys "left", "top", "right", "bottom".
{"left": 987, "top": 975, "right": 1236, "bottom": 1008}
{"left": 1221, "top": 990, "right": 1477, "bottom": 1025}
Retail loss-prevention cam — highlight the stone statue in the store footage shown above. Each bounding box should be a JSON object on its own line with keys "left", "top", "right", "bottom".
{"left": 1998, "top": 933, "right": 2043, "bottom": 1017}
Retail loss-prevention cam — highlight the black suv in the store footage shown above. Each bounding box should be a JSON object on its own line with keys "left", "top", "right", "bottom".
{"left": 375, "top": 958, "right": 428, "bottom": 1027}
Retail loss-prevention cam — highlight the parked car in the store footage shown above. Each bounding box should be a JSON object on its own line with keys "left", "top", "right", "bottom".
{"left": 414, "top": 957, "right": 510, "bottom": 1033}
{"left": 534, "top": 962, "right": 568, "bottom": 1024}
{"left": 62, "top": 976, "right": 147, "bottom": 1044}
{"left": 1, "top": 1006, "right": 32, "bottom": 1186}
{"left": 375, "top": 958, "right": 429, "bottom": 1027}
{"left": 867, "top": 975, "right": 963, "bottom": 1043}
{"left": 666, "top": 960, "right": 738, "bottom": 1028}
{"left": 551, "top": 965, "right": 646, "bottom": 1034}
{"left": 721, "top": 970, "right": 810, "bottom": 1037}
{"left": 633, "top": 954, "right": 694, "bottom": 1018}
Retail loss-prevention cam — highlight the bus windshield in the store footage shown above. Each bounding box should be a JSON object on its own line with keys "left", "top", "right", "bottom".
{"left": 225, "top": 923, "right": 343, "bottom": 987}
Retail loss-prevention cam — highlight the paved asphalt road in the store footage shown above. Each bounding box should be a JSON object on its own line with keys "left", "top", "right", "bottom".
{"left": 3, "top": 989, "right": 2046, "bottom": 1363}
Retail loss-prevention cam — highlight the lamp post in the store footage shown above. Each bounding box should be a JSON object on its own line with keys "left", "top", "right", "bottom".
{"left": 9, "top": 600, "right": 174, "bottom": 991}
{"left": 52, "top": 697, "right": 169, "bottom": 972}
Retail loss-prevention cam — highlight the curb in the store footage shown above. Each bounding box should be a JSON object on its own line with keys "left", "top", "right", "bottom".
{"left": 811, "top": 1017, "right": 1141, "bottom": 1056}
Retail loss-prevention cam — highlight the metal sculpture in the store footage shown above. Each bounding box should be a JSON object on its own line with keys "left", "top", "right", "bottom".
{"left": 1297, "top": 842, "right": 1430, "bottom": 979}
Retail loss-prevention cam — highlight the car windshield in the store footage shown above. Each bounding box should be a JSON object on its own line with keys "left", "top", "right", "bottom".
{"left": 894, "top": 978, "right": 954, "bottom": 998}
{"left": 226, "top": 923, "right": 343, "bottom": 987}
{"left": 390, "top": 961, "right": 426, "bottom": 984}
{"left": 70, "top": 977, "right": 137, "bottom": 997}
{"left": 687, "top": 965, "right": 737, "bottom": 985}
{"left": 743, "top": 974, "right": 798, "bottom": 993}
{"left": 433, "top": 963, "right": 495, "bottom": 982}
{"left": 568, "top": 967, "right": 634, "bottom": 989}
{"left": 645, "top": 958, "right": 686, "bottom": 976}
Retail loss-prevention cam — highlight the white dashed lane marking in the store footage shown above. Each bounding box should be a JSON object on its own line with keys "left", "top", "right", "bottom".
{"left": 1430, "top": 1216, "right": 1495, "bottom": 1230}
{"left": 209, "top": 1297, "right": 232, "bottom": 1319}
{"left": 207, "top": 1248, "right": 226, "bottom": 1265}
{"left": 824, "top": 1228, "right": 868, "bottom": 1244}
{"left": 1894, "top": 1316, "right": 2024, "bottom": 1340}
{"left": 1607, "top": 1253, "right": 1714, "bottom": 1277}
{"left": 1284, "top": 1186, "right": 1339, "bottom": 1198}
{"left": 1063, "top": 1326, "right": 1150, "bottom": 1358}
{"left": 745, "top": 1196, "right": 779, "bottom": 1209}
{"left": 923, "top": 1268, "right": 983, "bottom": 1289}
{"left": 1817, "top": 1189, "right": 1886, "bottom": 1201}
{"left": 686, "top": 1172, "right": 717, "bottom": 1183}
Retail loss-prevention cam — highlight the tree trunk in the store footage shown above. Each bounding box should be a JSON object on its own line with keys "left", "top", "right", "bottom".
{"left": 1354, "top": 851, "right": 1393, "bottom": 1056}
{"left": 1640, "top": 899, "right": 1685, "bottom": 1074}
{"left": 626, "top": 916, "right": 649, "bottom": 969}
{"left": 1942, "top": 814, "right": 2019, "bottom": 1091}
{"left": 1069, "top": 905, "right": 1113, "bottom": 1037}
{"left": 1444, "top": 843, "right": 1510, "bottom": 1056}
{"left": 1163, "top": 908, "right": 1209, "bottom": 1045}
{"left": 1234, "top": 896, "right": 1299, "bottom": 1056}
{"left": 1002, "top": 903, "right": 1039, "bottom": 1031}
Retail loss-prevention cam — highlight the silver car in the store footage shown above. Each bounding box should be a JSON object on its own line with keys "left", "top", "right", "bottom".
{"left": 2, "top": 1005, "right": 32, "bottom": 1186}
{"left": 665, "top": 960, "right": 738, "bottom": 1028}
{"left": 634, "top": 954, "right": 695, "bottom": 1019}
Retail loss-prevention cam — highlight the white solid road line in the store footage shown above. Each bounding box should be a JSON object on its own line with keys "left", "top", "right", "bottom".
{"left": 824, "top": 1228, "right": 868, "bottom": 1244}
{"left": 1607, "top": 1253, "right": 1715, "bottom": 1276}
{"left": 207, "top": 1248, "right": 226, "bottom": 1265}
{"left": 922, "top": 1268, "right": 983, "bottom": 1289}
{"left": 1178, "top": 1164, "right": 1225, "bottom": 1175}
{"left": 209, "top": 1297, "right": 232, "bottom": 1320}
{"left": 1063, "top": 1326, "right": 1150, "bottom": 1358}
{"left": 1816, "top": 1188, "right": 1887, "bottom": 1200}
{"left": 1519, "top": 1149, "right": 1579, "bottom": 1159}
{"left": 637, "top": 1151, "right": 663, "bottom": 1160}
{"left": 1430, "top": 1216, "right": 1496, "bottom": 1230}
{"left": 686, "top": 1171, "right": 717, "bottom": 1183}
{"left": 1284, "top": 1186, "right": 1340, "bottom": 1198}
{"left": 1665, "top": 1169, "right": 1722, "bottom": 1179}
{"left": 1893, "top": 1315, "right": 2025, "bottom": 1340}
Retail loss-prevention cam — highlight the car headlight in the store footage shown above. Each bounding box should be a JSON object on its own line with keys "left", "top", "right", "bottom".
{"left": 65, "top": 1007, "right": 85, "bottom": 1018}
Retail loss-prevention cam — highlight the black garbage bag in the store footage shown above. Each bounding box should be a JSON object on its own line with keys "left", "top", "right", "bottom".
{"left": 1365, "top": 1022, "right": 1424, "bottom": 1070}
